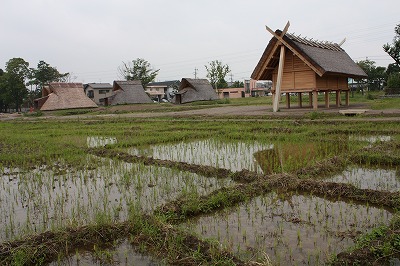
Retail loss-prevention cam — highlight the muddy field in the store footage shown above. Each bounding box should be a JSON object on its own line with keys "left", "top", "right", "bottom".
{"left": 0, "top": 105, "right": 400, "bottom": 265}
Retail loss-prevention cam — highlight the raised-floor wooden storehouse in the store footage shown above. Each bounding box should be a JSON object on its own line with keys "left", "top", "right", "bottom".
{"left": 251, "top": 22, "right": 367, "bottom": 111}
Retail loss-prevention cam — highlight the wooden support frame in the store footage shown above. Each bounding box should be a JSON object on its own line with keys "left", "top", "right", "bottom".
{"left": 309, "top": 92, "right": 313, "bottom": 107}
{"left": 298, "top": 93, "right": 302, "bottom": 108}
{"left": 312, "top": 90, "right": 318, "bottom": 110}
{"left": 266, "top": 23, "right": 324, "bottom": 77}
{"left": 255, "top": 22, "right": 291, "bottom": 80}
{"left": 345, "top": 91, "right": 349, "bottom": 106}
{"left": 336, "top": 91, "right": 340, "bottom": 107}
{"left": 273, "top": 45, "right": 286, "bottom": 112}
{"left": 325, "top": 91, "right": 330, "bottom": 108}
{"left": 286, "top": 93, "right": 290, "bottom": 109}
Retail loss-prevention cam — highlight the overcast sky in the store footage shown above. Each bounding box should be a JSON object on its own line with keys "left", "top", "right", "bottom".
{"left": 1, "top": 0, "right": 399, "bottom": 84}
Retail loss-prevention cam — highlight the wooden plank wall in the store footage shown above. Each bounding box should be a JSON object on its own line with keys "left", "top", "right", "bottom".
{"left": 271, "top": 50, "right": 349, "bottom": 92}
{"left": 272, "top": 50, "right": 316, "bottom": 91}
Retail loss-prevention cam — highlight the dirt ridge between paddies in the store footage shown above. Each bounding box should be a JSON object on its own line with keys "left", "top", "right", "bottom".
{"left": 0, "top": 215, "right": 254, "bottom": 266}
{"left": 89, "top": 148, "right": 400, "bottom": 220}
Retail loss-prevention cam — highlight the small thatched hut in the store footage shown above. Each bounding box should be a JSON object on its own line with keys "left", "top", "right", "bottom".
{"left": 174, "top": 78, "right": 218, "bottom": 104}
{"left": 34, "top": 83, "right": 98, "bottom": 111}
{"left": 106, "top": 80, "right": 152, "bottom": 105}
{"left": 251, "top": 22, "right": 367, "bottom": 111}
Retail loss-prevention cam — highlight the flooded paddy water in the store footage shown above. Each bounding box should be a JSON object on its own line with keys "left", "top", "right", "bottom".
{"left": 1, "top": 128, "right": 399, "bottom": 265}
{"left": 326, "top": 166, "right": 400, "bottom": 192}
{"left": 183, "top": 192, "right": 393, "bottom": 265}
{"left": 0, "top": 156, "right": 231, "bottom": 242}
{"left": 49, "top": 240, "right": 162, "bottom": 266}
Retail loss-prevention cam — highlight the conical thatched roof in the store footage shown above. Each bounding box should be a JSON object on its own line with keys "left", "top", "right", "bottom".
{"left": 174, "top": 78, "right": 218, "bottom": 104}
{"left": 107, "top": 80, "right": 152, "bottom": 105}
{"left": 35, "top": 83, "right": 98, "bottom": 111}
{"left": 251, "top": 30, "right": 367, "bottom": 80}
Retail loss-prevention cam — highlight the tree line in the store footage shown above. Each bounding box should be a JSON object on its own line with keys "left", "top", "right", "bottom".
{"left": 356, "top": 23, "right": 400, "bottom": 92}
{"left": 0, "top": 58, "right": 69, "bottom": 112}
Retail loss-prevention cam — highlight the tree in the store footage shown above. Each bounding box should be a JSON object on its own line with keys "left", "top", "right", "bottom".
{"left": 205, "top": 60, "right": 230, "bottom": 89}
{"left": 4, "top": 58, "right": 29, "bottom": 111}
{"left": 230, "top": 80, "right": 244, "bottom": 88}
{"left": 356, "top": 59, "right": 386, "bottom": 90}
{"left": 383, "top": 24, "right": 400, "bottom": 66}
{"left": 27, "top": 60, "right": 69, "bottom": 103}
{"left": 118, "top": 58, "right": 159, "bottom": 88}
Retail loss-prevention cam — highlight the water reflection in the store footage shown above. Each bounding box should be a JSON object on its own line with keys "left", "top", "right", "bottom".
{"left": 185, "top": 192, "right": 392, "bottom": 265}
{"left": 87, "top": 136, "right": 117, "bottom": 148}
{"left": 254, "top": 141, "right": 348, "bottom": 174}
{"left": 326, "top": 167, "right": 400, "bottom": 192}
{"left": 128, "top": 139, "right": 273, "bottom": 173}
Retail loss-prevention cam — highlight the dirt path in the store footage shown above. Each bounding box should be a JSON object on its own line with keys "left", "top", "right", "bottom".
{"left": 2, "top": 103, "right": 400, "bottom": 121}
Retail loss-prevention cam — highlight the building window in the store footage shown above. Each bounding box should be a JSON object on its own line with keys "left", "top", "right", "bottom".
{"left": 99, "top": 90, "right": 110, "bottom": 94}
{"left": 87, "top": 90, "right": 94, "bottom": 98}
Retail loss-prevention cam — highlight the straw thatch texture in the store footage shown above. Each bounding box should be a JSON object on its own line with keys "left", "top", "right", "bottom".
{"left": 251, "top": 30, "right": 367, "bottom": 80}
{"left": 36, "top": 83, "right": 98, "bottom": 111}
{"left": 107, "top": 81, "right": 152, "bottom": 105}
{"left": 174, "top": 78, "right": 218, "bottom": 104}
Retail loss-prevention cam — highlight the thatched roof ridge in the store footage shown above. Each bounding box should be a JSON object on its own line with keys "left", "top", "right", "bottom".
{"left": 107, "top": 80, "right": 152, "bottom": 105}
{"left": 175, "top": 78, "right": 218, "bottom": 104}
{"left": 37, "top": 83, "right": 98, "bottom": 111}
{"left": 251, "top": 30, "right": 367, "bottom": 80}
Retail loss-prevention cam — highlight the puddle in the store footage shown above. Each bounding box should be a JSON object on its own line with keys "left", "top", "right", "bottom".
{"left": 183, "top": 192, "right": 392, "bottom": 265}
{"left": 0, "top": 156, "right": 231, "bottom": 242}
{"left": 254, "top": 141, "right": 348, "bottom": 174}
{"left": 87, "top": 136, "right": 117, "bottom": 148}
{"left": 325, "top": 167, "right": 400, "bottom": 192}
{"left": 127, "top": 139, "right": 273, "bottom": 173}
{"left": 349, "top": 135, "right": 392, "bottom": 143}
{"left": 49, "top": 240, "right": 162, "bottom": 265}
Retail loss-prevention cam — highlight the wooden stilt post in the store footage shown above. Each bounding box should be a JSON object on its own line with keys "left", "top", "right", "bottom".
{"left": 312, "top": 90, "right": 318, "bottom": 110}
{"left": 309, "top": 92, "right": 313, "bottom": 107}
{"left": 273, "top": 45, "right": 286, "bottom": 112}
{"left": 299, "top": 93, "right": 302, "bottom": 108}
{"left": 286, "top": 93, "right": 290, "bottom": 108}
{"left": 325, "top": 91, "right": 330, "bottom": 108}
{"left": 336, "top": 90, "right": 340, "bottom": 107}
{"left": 345, "top": 90, "right": 349, "bottom": 106}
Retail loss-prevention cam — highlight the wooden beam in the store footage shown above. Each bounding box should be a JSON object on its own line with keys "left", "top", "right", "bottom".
{"left": 299, "top": 93, "right": 302, "bottom": 108}
{"left": 325, "top": 91, "right": 330, "bottom": 108}
{"left": 273, "top": 45, "right": 286, "bottom": 112}
{"left": 345, "top": 91, "right": 349, "bottom": 106}
{"left": 256, "top": 21, "right": 291, "bottom": 80}
{"left": 266, "top": 25, "right": 324, "bottom": 77}
{"left": 286, "top": 93, "right": 290, "bottom": 109}
{"left": 313, "top": 90, "right": 318, "bottom": 110}
{"left": 336, "top": 91, "right": 340, "bottom": 107}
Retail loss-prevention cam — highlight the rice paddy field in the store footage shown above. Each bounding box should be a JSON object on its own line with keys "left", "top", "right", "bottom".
{"left": 0, "top": 104, "right": 400, "bottom": 265}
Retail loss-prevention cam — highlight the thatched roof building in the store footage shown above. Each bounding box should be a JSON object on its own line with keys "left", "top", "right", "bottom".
{"left": 106, "top": 80, "right": 152, "bottom": 105}
{"left": 251, "top": 23, "right": 367, "bottom": 111}
{"left": 174, "top": 78, "right": 218, "bottom": 104}
{"left": 34, "top": 83, "right": 98, "bottom": 111}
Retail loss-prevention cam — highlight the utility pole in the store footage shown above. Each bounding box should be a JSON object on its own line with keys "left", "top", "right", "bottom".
{"left": 229, "top": 73, "right": 234, "bottom": 83}
{"left": 194, "top": 68, "right": 198, "bottom": 79}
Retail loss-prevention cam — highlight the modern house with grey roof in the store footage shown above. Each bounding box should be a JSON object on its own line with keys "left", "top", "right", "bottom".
{"left": 251, "top": 23, "right": 367, "bottom": 111}
{"left": 83, "top": 83, "right": 113, "bottom": 105}
{"left": 146, "top": 80, "right": 180, "bottom": 102}
{"left": 106, "top": 80, "right": 153, "bottom": 105}
{"left": 174, "top": 78, "right": 218, "bottom": 104}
